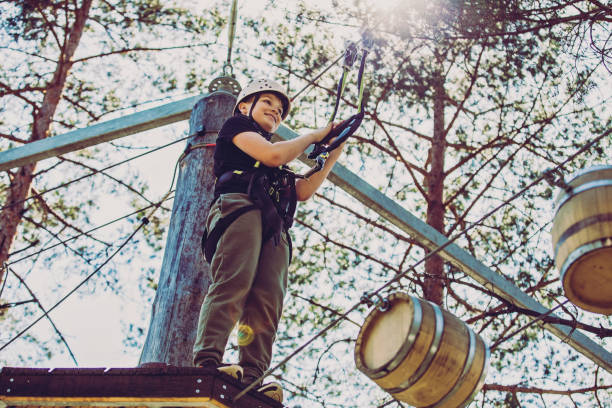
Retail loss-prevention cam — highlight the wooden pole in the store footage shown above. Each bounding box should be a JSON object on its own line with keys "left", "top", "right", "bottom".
{"left": 139, "top": 91, "right": 236, "bottom": 366}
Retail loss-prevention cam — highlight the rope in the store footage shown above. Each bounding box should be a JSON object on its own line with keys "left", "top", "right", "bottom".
{"left": 234, "top": 126, "right": 611, "bottom": 402}
{"left": 224, "top": 0, "right": 239, "bottom": 77}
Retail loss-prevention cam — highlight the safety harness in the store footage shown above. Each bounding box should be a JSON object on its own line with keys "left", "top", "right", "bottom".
{"left": 202, "top": 118, "right": 298, "bottom": 264}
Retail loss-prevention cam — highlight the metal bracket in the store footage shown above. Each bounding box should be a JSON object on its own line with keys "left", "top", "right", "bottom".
{"left": 360, "top": 291, "right": 390, "bottom": 312}
{"left": 208, "top": 76, "right": 241, "bottom": 96}
{"left": 543, "top": 167, "right": 572, "bottom": 193}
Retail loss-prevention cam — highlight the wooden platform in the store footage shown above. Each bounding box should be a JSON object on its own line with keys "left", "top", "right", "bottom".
{"left": 0, "top": 365, "right": 283, "bottom": 408}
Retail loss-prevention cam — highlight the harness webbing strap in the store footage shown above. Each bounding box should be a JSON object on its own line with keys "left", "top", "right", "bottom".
{"left": 329, "top": 43, "right": 359, "bottom": 124}
{"left": 202, "top": 204, "right": 258, "bottom": 263}
{"left": 305, "top": 33, "right": 371, "bottom": 168}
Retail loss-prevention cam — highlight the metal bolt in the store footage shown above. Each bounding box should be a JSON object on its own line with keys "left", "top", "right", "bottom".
{"left": 222, "top": 384, "right": 227, "bottom": 390}
{"left": 220, "top": 394, "right": 225, "bottom": 399}
{"left": 197, "top": 378, "right": 202, "bottom": 383}
{"left": 195, "top": 389, "right": 200, "bottom": 394}
{"left": 9, "top": 378, "right": 14, "bottom": 382}
{"left": 6, "top": 389, "right": 10, "bottom": 393}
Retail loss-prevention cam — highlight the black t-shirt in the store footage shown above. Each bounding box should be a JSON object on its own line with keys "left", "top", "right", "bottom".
{"left": 214, "top": 115, "right": 274, "bottom": 176}
{"left": 213, "top": 115, "right": 274, "bottom": 194}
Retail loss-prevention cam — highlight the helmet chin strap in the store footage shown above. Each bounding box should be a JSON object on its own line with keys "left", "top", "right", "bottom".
{"left": 248, "top": 93, "right": 261, "bottom": 120}
{"left": 243, "top": 93, "right": 273, "bottom": 139}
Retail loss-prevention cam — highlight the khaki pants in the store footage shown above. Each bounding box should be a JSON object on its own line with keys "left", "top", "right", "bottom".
{"left": 193, "top": 193, "right": 290, "bottom": 380}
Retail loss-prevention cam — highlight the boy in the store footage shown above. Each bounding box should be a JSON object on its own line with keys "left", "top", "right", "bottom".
{"left": 193, "top": 78, "right": 349, "bottom": 402}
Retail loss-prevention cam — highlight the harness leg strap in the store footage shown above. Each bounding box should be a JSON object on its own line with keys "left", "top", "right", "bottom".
{"left": 202, "top": 205, "right": 258, "bottom": 263}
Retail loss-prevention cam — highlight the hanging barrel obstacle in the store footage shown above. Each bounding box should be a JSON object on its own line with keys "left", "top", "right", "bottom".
{"left": 551, "top": 164, "right": 612, "bottom": 315}
{"left": 354, "top": 293, "right": 489, "bottom": 408}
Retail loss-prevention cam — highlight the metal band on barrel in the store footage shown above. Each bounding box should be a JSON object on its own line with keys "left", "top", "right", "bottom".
{"left": 560, "top": 238, "right": 612, "bottom": 285}
{"left": 368, "top": 294, "right": 423, "bottom": 379}
{"left": 554, "top": 213, "right": 612, "bottom": 261}
{"left": 460, "top": 340, "right": 490, "bottom": 408}
{"left": 560, "top": 164, "right": 612, "bottom": 188}
{"left": 385, "top": 301, "right": 444, "bottom": 394}
{"left": 554, "top": 180, "right": 612, "bottom": 214}
{"left": 427, "top": 327, "right": 477, "bottom": 408}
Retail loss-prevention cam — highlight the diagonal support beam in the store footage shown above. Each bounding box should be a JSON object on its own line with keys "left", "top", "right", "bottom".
{"left": 0, "top": 93, "right": 609, "bottom": 372}
{"left": 0, "top": 95, "right": 205, "bottom": 172}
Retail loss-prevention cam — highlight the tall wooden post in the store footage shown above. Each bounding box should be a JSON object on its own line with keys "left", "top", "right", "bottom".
{"left": 139, "top": 91, "right": 236, "bottom": 366}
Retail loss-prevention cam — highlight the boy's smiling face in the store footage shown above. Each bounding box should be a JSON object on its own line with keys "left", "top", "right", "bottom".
{"left": 238, "top": 92, "right": 284, "bottom": 133}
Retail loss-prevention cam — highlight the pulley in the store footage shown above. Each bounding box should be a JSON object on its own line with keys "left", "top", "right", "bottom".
{"left": 208, "top": 67, "right": 241, "bottom": 96}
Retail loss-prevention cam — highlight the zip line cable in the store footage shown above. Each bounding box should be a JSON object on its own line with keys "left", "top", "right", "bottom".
{"left": 290, "top": 51, "right": 346, "bottom": 102}
{"left": 0, "top": 133, "right": 193, "bottom": 213}
{"left": 7, "top": 194, "right": 175, "bottom": 265}
{"left": 0, "top": 139, "right": 191, "bottom": 353}
{"left": 0, "top": 216, "right": 149, "bottom": 354}
{"left": 6, "top": 136, "right": 189, "bottom": 266}
{"left": 234, "top": 127, "right": 611, "bottom": 402}
{"left": 8, "top": 266, "right": 79, "bottom": 366}
{"left": 224, "top": 0, "right": 238, "bottom": 77}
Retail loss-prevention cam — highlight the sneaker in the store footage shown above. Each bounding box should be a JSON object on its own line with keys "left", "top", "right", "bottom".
{"left": 217, "top": 364, "right": 243, "bottom": 381}
{"left": 243, "top": 376, "right": 283, "bottom": 403}
{"left": 198, "top": 361, "right": 243, "bottom": 381}
{"left": 257, "top": 381, "right": 283, "bottom": 403}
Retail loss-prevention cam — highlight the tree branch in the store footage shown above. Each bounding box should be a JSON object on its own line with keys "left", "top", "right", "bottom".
{"left": 72, "top": 43, "right": 216, "bottom": 64}
{"left": 30, "top": 187, "right": 112, "bottom": 248}
{"left": 0, "top": 132, "right": 28, "bottom": 144}
{"left": 483, "top": 383, "right": 612, "bottom": 396}
{"left": 314, "top": 192, "right": 420, "bottom": 246}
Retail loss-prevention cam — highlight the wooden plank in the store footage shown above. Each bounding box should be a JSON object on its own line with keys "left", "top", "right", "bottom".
{"left": 0, "top": 367, "right": 281, "bottom": 408}
{"left": 0, "top": 397, "right": 225, "bottom": 408}
{"left": 0, "top": 94, "right": 205, "bottom": 171}
{"left": 275, "top": 126, "right": 612, "bottom": 374}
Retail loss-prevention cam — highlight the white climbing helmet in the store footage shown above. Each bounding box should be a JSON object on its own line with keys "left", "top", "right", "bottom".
{"left": 233, "top": 78, "right": 291, "bottom": 120}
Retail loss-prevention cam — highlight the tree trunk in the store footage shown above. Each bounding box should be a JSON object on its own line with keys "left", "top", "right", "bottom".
{"left": 0, "top": 0, "right": 93, "bottom": 285}
{"left": 424, "top": 68, "right": 447, "bottom": 305}
{"left": 139, "top": 91, "right": 235, "bottom": 366}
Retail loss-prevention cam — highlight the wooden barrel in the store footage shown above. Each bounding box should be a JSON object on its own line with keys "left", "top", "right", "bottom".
{"left": 354, "top": 293, "right": 489, "bottom": 407}
{"left": 551, "top": 165, "right": 612, "bottom": 315}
